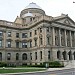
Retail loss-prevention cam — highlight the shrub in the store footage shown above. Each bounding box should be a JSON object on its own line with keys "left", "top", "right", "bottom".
{"left": 0, "top": 62, "right": 7, "bottom": 67}
{"left": 43, "top": 61, "right": 64, "bottom": 68}
{"left": 49, "top": 61, "right": 64, "bottom": 68}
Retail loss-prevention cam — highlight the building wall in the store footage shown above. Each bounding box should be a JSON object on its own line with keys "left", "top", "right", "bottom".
{"left": 0, "top": 9, "right": 75, "bottom": 65}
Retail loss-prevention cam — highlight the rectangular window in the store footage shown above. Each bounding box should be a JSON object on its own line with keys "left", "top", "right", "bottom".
{"left": 40, "top": 51, "right": 42, "bottom": 60}
{"left": 16, "top": 42, "right": 19, "bottom": 48}
{"left": 48, "top": 51, "right": 50, "bottom": 59}
{"left": 22, "top": 33, "right": 27, "bottom": 38}
{"left": 16, "top": 33, "right": 19, "bottom": 38}
{"left": 0, "top": 40, "right": 2, "bottom": 47}
{"left": 30, "top": 32, "right": 32, "bottom": 37}
{"left": 7, "top": 53, "right": 11, "bottom": 60}
{"left": 0, "top": 31, "right": 3, "bottom": 36}
{"left": 7, "top": 41, "right": 11, "bottom": 48}
{"left": 30, "top": 18, "right": 32, "bottom": 21}
{"left": 47, "top": 27, "right": 49, "bottom": 32}
{"left": 40, "top": 38, "right": 43, "bottom": 45}
{"left": 30, "top": 41, "right": 32, "bottom": 48}
{"left": 8, "top": 32, "right": 11, "bottom": 37}
{"left": 34, "top": 30, "right": 37, "bottom": 35}
{"left": 35, "top": 52, "right": 37, "bottom": 60}
{"left": 47, "top": 37, "right": 50, "bottom": 45}
{"left": 22, "top": 42, "right": 27, "bottom": 48}
{"left": 34, "top": 39, "right": 37, "bottom": 46}
{"left": 30, "top": 53, "right": 32, "bottom": 60}
{"left": 40, "top": 28, "right": 42, "bottom": 33}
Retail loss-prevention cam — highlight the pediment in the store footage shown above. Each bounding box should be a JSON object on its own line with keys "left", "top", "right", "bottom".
{"left": 54, "top": 17, "right": 75, "bottom": 26}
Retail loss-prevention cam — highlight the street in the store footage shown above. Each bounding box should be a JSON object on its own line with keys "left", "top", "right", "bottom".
{"left": 10, "top": 68, "right": 75, "bottom": 75}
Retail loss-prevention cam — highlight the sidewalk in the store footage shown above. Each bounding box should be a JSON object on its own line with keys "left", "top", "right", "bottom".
{"left": 47, "top": 60, "right": 75, "bottom": 71}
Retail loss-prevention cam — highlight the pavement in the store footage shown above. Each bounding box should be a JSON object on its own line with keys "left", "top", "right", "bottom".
{"left": 47, "top": 60, "right": 75, "bottom": 71}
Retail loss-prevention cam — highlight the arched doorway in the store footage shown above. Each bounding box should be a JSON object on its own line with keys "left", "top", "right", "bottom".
{"left": 22, "top": 53, "right": 27, "bottom": 60}
{"left": 73, "top": 52, "right": 75, "bottom": 60}
{"left": 7, "top": 53, "right": 11, "bottom": 60}
{"left": 68, "top": 51, "right": 72, "bottom": 60}
{"left": 0, "top": 52, "right": 2, "bottom": 61}
{"left": 16, "top": 53, "right": 19, "bottom": 60}
{"left": 62, "top": 51, "right": 67, "bottom": 60}
{"left": 57, "top": 51, "right": 61, "bottom": 60}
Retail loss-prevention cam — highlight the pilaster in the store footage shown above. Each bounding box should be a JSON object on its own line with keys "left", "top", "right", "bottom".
{"left": 70, "top": 31, "right": 72, "bottom": 47}
{"left": 52, "top": 27, "right": 55, "bottom": 46}
{"left": 59, "top": 28, "right": 61, "bottom": 46}
{"left": 64, "top": 29, "right": 67, "bottom": 46}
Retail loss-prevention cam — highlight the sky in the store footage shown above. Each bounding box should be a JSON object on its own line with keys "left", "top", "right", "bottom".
{"left": 0, "top": 0, "right": 75, "bottom": 22}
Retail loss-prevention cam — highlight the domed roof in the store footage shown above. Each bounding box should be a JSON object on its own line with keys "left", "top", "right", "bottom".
{"left": 22, "top": 12, "right": 33, "bottom": 18}
{"left": 25, "top": 12, "right": 33, "bottom": 17}
{"left": 25, "top": 2, "right": 42, "bottom": 9}
{"left": 20, "top": 2, "right": 45, "bottom": 18}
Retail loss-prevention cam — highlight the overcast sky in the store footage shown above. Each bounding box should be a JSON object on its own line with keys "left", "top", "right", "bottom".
{"left": 0, "top": 0, "right": 75, "bottom": 22}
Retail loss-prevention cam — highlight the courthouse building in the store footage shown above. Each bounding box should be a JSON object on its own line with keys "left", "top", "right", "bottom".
{"left": 0, "top": 2, "right": 75, "bottom": 65}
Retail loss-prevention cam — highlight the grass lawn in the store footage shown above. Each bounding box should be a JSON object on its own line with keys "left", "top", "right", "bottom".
{"left": 0, "top": 68, "right": 46, "bottom": 73}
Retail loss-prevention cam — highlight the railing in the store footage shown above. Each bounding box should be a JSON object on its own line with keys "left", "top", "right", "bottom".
{"left": 0, "top": 15, "right": 53, "bottom": 28}
{"left": 27, "top": 15, "right": 53, "bottom": 28}
{"left": 0, "top": 20, "right": 22, "bottom": 28}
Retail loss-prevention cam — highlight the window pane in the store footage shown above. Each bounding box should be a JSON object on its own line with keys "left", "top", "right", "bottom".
{"left": 0, "top": 31, "right": 3, "bottom": 36}
{"left": 30, "top": 32, "right": 32, "bottom": 37}
{"left": 0, "top": 40, "right": 2, "bottom": 47}
{"left": 22, "top": 42, "right": 27, "bottom": 48}
{"left": 16, "top": 42, "right": 19, "bottom": 48}
{"left": 16, "top": 53, "right": 19, "bottom": 60}
{"left": 8, "top": 32, "right": 11, "bottom": 37}
{"left": 7, "top": 41, "right": 11, "bottom": 47}
{"left": 16, "top": 33, "right": 19, "bottom": 38}
{"left": 7, "top": 53, "right": 11, "bottom": 60}
{"left": 22, "top": 33, "right": 27, "bottom": 38}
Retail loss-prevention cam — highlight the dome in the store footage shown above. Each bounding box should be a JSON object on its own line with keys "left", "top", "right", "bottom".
{"left": 22, "top": 12, "right": 33, "bottom": 18}
{"left": 20, "top": 2, "right": 45, "bottom": 18}
{"left": 25, "top": 2, "right": 42, "bottom": 9}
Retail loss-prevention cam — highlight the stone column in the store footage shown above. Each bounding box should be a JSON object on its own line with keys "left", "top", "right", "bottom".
{"left": 3, "top": 31, "right": 6, "bottom": 48}
{"left": 43, "top": 27, "right": 46, "bottom": 46}
{"left": 52, "top": 27, "right": 55, "bottom": 46}
{"left": 37, "top": 28, "right": 40, "bottom": 47}
{"left": 64, "top": 29, "right": 67, "bottom": 46}
{"left": 59, "top": 28, "right": 61, "bottom": 46}
{"left": 67, "top": 51, "right": 69, "bottom": 60}
{"left": 74, "top": 31, "right": 75, "bottom": 47}
{"left": 70, "top": 31, "right": 72, "bottom": 47}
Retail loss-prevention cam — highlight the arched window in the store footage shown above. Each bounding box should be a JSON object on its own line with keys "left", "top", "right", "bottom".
{"left": 68, "top": 51, "right": 72, "bottom": 60}
{"left": 73, "top": 52, "right": 75, "bottom": 60}
{"left": 62, "top": 51, "right": 67, "bottom": 60}
{"left": 16, "top": 53, "right": 19, "bottom": 60}
{"left": 22, "top": 53, "right": 27, "bottom": 60}
{"left": 7, "top": 53, "right": 11, "bottom": 60}
{"left": 0, "top": 52, "right": 2, "bottom": 61}
{"left": 57, "top": 51, "right": 61, "bottom": 60}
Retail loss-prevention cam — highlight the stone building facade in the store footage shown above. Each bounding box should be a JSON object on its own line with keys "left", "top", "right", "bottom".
{"left": 0, "top": 2, "right": 75, "bottom": 65}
